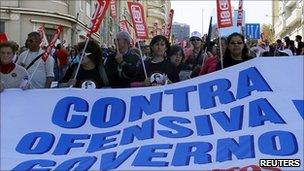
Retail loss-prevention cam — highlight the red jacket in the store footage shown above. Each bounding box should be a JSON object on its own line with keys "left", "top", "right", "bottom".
{"left": 199, "top": 54, "right": 218, "bottom": 75}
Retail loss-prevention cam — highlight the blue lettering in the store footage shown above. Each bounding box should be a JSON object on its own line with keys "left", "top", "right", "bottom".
{"left": 236, "top": 67, "right": 272, "bottom": 99}
{"left": 52, "top": 97, "right": 88, "bottom": 128}
{"left": 249, "top": 98, "right": 286, "bottom": 127}
{"left": 164, "top": 85, "right": 197, "bottom": 112}
{"left": 54, "top": 156, "right": 96, "bottom": 171}
{"left": 16, "top": 132, "right": 54, "bottom": 154}
{"left": 259, "top": 131, "right": 298, "bottom": 156}
{"left": 172, "top": 142, "right": 212, "bottom": 166}
{"left": 100, "top": 147, "right": 138, "bottom": 170}
{"left": 195, "top": 115, "right": 214, "bottom": 136}
{"left": 216, "top": 135, "right": 255, "bottom": 162}
{"left": 120, "top": 119, "right": 154, "bottom": 145}
{"left": 129, "top": 92, "right": 162, "bottom": 122}
{"left": 13, "top": 160, "right": 55, "bottom": 171}
{"left": 91, "top": 97, "right": 126, "bottom": 128}
{"left": 212, "top": 105, "right": 243, "bottom": 132}
{"left": 133, "top": 144, "right": 172, "bottom": 167}
{"left": 158, "top": 117, "right": 193, "bottom": 138}
{"left": 53, "top": 134, "right": 90, "bottom": 155}
{"left": 199, "top": 79, "right": 235, "bottom": 109}
{"left": 87, "top": 131, "right": 120, "bottom": 153}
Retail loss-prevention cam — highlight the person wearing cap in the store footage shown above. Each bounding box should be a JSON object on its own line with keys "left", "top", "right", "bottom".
{"left": 104, "top": 31, "right": 140, "bottom": 88}
{"left": 184, "top": 31, "right": 205, "bottom": 78}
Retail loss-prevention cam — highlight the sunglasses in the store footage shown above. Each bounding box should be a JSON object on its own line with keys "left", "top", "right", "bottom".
{"left": 79, "top": 52, "right": 92, "bottom": 56}
{"left": 230, "top": 42, "right": 243, "bottom": 45}
{"left": 27, "top": 39, "right": 34, "bottom": 43}
{"left": 190, "top": 38, "right": 201, "bottom": 42}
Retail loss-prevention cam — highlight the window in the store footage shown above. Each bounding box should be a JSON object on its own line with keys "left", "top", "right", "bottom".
{"left": 0, "top": 21, "right": 4, "bottom": 33}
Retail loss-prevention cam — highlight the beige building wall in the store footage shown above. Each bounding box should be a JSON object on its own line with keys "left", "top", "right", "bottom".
{"left": 272, "top": 0, "right": 304, "bottom": 40}
{"left": 0, "top": 0, "right": 171, "bottom": 47}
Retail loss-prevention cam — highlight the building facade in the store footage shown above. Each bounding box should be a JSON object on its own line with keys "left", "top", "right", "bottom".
{"left": 172, "top": 22, "right": 190, "bottom": 42}
{"left": 272, "top": 0, "right": 304, "bottom": 40}
{"left": 0, "top": 0, "right": 170, "bottom": 47}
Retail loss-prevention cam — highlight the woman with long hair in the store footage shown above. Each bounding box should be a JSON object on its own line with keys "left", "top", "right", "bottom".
{"left": 220, "top": 32, "right": 251, "bottom": 69}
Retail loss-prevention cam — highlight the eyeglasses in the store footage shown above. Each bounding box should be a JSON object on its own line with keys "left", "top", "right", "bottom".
{"left": 27, "top": 39, "right": 34, "bottom": 43}
{"left": 229, "top": 42, "right": 243, "bottom": 45}
{"left": 79, "top": 52, "right": 92, "bottom": 56}
{"left": 190, "top": 38, "right": 201, "bottom": 42}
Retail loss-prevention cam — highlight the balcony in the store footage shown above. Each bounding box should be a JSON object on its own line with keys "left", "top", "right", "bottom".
{"left": 274, "top": 21, "right": 285, "bottom": 35}
{"left": 286, "top": 8, "right": 301, "bottom": 27}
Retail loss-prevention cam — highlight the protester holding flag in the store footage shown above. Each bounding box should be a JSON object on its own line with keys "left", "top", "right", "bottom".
{"left": 218, "top": 32, "right": 251, "bottom": 69}
{"left": 0, "top": 41, "right": 30, "bottom": 92}
{"left": 104, "top": 31, "right": 140, "bottom": 88}
{"left": 17, "top": 32, "right": 54, "bottom": 88}
{"left": 132, "top": 35, "right": 179, "bottom": 87}
{"left": 59, "top": 39, "right": 108, "bottom": 89}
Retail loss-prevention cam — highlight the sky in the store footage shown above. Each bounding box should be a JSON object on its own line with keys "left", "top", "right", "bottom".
{"left": 171, "top": 0, "right": 272, "bottom": 35}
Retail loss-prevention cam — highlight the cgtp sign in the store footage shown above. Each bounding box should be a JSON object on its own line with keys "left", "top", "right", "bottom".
{"left": 216, "top": 0, "right": 233, "bottom": 28}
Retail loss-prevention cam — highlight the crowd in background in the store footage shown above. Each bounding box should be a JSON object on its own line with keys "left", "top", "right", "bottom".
{"left": 0, "top": 30, "right": 303, "bottom": 92}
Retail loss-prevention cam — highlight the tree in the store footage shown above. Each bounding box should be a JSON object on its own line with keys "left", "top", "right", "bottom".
{"left": 261, "top": 24, "right": 275, "bottom": 43}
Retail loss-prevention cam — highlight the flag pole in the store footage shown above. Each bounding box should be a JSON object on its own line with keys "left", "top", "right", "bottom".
{"left": 72, "top": 37, "right": 90, "bottom": 80}
{"left": 137, "top": 42, "right": 148, "bottom": 79}
{"left": 218, "top": 29, "right": 224, "bottom": 69}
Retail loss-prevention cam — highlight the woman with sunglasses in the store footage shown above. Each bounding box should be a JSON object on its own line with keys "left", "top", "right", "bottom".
{"left": 59, "top": 40, "right": 107, "bottom": 89}
{"left": 0, "top": 41, "right": 30, "bottom": 92}
{"left": 220, "top": 32, "right": 251, "bottom": 69}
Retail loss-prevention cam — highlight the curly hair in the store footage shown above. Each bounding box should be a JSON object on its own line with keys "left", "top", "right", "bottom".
{"left": 77, "top": 39, "right": 102, "bottom": 65}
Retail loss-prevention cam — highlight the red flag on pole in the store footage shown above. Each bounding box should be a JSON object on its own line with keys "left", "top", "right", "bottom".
{"left": 127, "top": 1, "right": 148, "bottom": 39}
{"left": 216, "top": 0, "right": 233, "bottom": 28}
{"left": 165, "top": 9, "right": 174, "bottom": 39}
{"left": 237, "top": 0, "right": 244, "bottom": 27}
{"left": 152, "top": 22, "right": 158, "bottom": 37}
{"left": 110, "top": 0, "right": 117, "bottom": 18}
{"left": 87, "top": 0, "right": 110, "bottom": 37}
{"left": 0, "top": 33, "right": 8, "bottom": 43}
{"left": 42, "top": 26, "right": 63, "bottom": 62}
{"left": 119, "top": 20, "right": 131, "bottom": 34}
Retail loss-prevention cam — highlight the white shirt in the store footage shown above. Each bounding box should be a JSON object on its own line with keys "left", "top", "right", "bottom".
{"left": 17, "top": 48, "right": 54, "bottom": 88}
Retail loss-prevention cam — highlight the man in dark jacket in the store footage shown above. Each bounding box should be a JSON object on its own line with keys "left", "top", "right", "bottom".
{"left": 105, "top": 31, "right": 140, "bottom": 88}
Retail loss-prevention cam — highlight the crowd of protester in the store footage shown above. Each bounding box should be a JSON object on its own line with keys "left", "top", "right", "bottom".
{"left": 0, "top": 30, "right": 303, "bottom": 92}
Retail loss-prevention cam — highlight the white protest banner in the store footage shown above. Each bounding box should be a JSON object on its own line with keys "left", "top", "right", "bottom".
{"left": 1, "top": 57, "right": 303, "bottom": 170}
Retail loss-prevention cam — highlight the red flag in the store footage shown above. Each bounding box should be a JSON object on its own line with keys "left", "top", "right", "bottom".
{"left": 36, "top": 26, "right": 49, "bottom": 47}
{"left": 216, "top": 0, "right": 233, "bottom": 28}
{"left": 119, "top": 20, "right": 131, "bottom": 34}
{"left": 42, "top": 26, "right": 63, "bottom": 62}
{"left": 110, "top": 0, "right": 117, "bottom": 18}
{"left": 87, "top": 0, "right": 110, "bottom": 37}
{"left": 165, "top": 9, "right": 174, "bottom": 39}
{"left": 237, "top": 0, "right": 244, "bottom": 27}
{"left": 152, "top": 22, "right": 158, "bottom": 37}
{"left": 0, "top": 33, "right": 8, "bottom": 43}
{"left": 127, "top": 2, "right": 148, "bottom": 39}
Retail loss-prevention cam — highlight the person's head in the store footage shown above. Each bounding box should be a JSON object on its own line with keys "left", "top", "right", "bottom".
{"left": 0, "top": 41, "right": 17, "bottom": 65}
{"left": 296, "top": 35, "right": 302, "bottom": 42}
{"left": 190, "top": 31, "right": 202, "bottom": 49}
{"left": 215, "top": 37, "right": 227, "bottom": 56}
{"left": 149, "top": 35, "right": 170, "bottom": 58}
{"left": 167, "top": 45, "right": 185, "bottom": 67}
{"left": 56, "top": 43, "right": 62, "bottom": 50}
{"left": 225, "top": 32, "right": 248, "bottom": 58}
{"left": 26, "top": 32, "right": 41, "bottom": 52}
{"left": 115, "top": 31, "right": 131, "bottom": 53}
{"left": 77, "top": 39, "right": 102, "bottom": 66}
